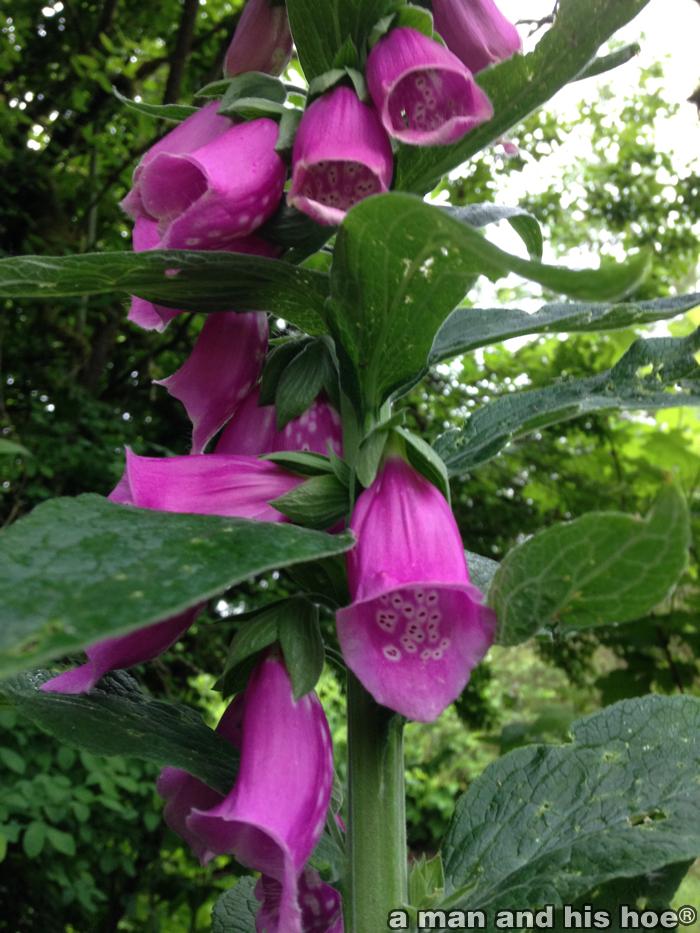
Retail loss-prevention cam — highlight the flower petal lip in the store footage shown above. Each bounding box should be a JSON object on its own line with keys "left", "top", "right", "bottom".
{"left": 366, "top": 26, "right": 494, "bottom": 146}
{"left": 336, "top": 454, "right": 497, "bottom": 722}
{"left": 431, "top": 0, "right": 522, "bottom": 75}
{"left": 224, "top": 0, "right": 293, "bottom": 77}
{"left": 139, "top": 118, "right": 287, "bottom": 249}
{"left": 120, "top": 101, "right": 233, "bottom": 222}
{"left": 156, "top": 311, "right": 269, "bottom": 455}
{"left": 288, "top": 86, "right": 393, "bottom": 226}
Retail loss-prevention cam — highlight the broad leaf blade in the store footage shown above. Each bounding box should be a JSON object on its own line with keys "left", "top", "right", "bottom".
{"left": 329, "top": 194, "right": 648, "bottom": 414}
{"left": 0, "top": 494, "right": 355, "bottom": 679}
{"left": 396, "top": 0, "right": 651, "bottom": 193}
{"left": 430, "top": 292, "right": 700, "bottom": 363}
{"left": 0, "top": 250, "right": 330, "bottom": 336}
{"left": 434, "top": 325, "right": 700, "bottom": 474}
{"left": 442, "top": 695, "right": 700, "bottom": 917}
{"left": 211, "top": 878, "right": 259, "bottom": 933}
{"left": 2, "top": 670, "right": 239, "bottom": 795}
{"left": 489, "top": 485, "right": 689, "bottom": 645}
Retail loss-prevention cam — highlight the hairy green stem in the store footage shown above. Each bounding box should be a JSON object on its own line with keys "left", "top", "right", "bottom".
{"left": 344, "top": 672, "right": 407, "bottom": 933}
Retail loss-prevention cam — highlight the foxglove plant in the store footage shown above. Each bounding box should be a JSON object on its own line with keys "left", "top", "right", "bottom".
{"left": 366, "top": 26, "right": 493, "bottom": 145}
{"left": 4, "top": 2, "right": 696, "bottom": 933}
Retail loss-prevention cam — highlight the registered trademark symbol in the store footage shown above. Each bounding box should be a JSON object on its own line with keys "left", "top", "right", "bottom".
{"left": 679, "top": 906, "right": 697, "bottom": 926}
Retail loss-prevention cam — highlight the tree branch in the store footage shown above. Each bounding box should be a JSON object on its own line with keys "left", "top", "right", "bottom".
{"left": 163, "top": 0, "right": 200, "bottom": 104}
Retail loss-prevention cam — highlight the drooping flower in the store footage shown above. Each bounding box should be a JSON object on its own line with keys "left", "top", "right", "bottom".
{"left": 216, "top": 386, "right": 343, "bottom": 458}
{"left": 288, "top": 86, "right": 393, "bottom": 226}
{"left": 366, "top": 26, "right": 493, "bottom": 146}
{"left": 128, "top": 216, "right": 280, "bottom": 333}
{"left": 121, "top": 102, "right": 286, "bottom": 249}
{"left": 156, "top": 312, "right": 269, "bottom": 454}
{"left": 336, "top": 453, "right": 497, "bottom": 722}
{"left": 158, "top": 648, "right": 343, "bottom": 933}
{"left": 224, "top": 0, "right": 294, "bottom": 77}
{"left": 432, "top": 0, "right": 522, "bottom": 75}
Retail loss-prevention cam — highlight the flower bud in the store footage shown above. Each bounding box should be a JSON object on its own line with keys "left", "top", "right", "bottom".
{"left": 224, "top": 0, "right": 293, "bottom": 77}
{"left": 432, "top": 0, "right": 522, "bottom": 75}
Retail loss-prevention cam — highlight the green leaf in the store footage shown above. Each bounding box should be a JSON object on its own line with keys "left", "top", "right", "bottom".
{"left": 489, "top": 485, "right": 690, "bottom": 646}
{"left": 396, "top": 0, "right": 651, "bottom": 193}
{"left": 573, "top": 42, "right": 641, "bottom": 82}
{"left": 328, "top": 194, "right": 648, "bottom": 414}
{"left": 434, "top": 324, "right": 700, "bottom": 474}
{"left": 46, "top": 827, "right": 76, "bottom": 856}
{"left": 3, "top": 670, "right": 240, "bottom": 794}
{"left": 211, "top": 878, "right": 259, "bottom": 933}
{"left": 218, "top": 72, "right": 287, "bottom": 107}
{"left": 464, "top": 551, "right": 499, "bottom": 599}
{"left": 309, "top": 831, "right": 345, "bottom": 883}
{"left": 0, "top": 746, "right": 26, "bottom": 774}
{"left": 0, "top": 438, "right": 31, "bottom": 457}
{"left": 0, "top": 251, "right": 330, "bottom": 337}
{"left": 259, "top": 336, "right": 314, "bottom": 406}
{"left": 441, "top": 695, "right": 700, "bottom": 917}
{"left": 430, "top": 292, "right": 700, "bottom": 363}
{"left": 270, "top": 473, "right": 350, "bottom": 530}
{"left": 442, "top": 203, "right": 543, "bottom": 261}
{"left": 275, "top": 339, "right": 330, "bottom": 430}
{"left": 409, "top": 852, "right": 445, "bottom": 911}
{"left": 23, "top": 821, "right": 46, "bottom": 858}
{"left": 113, "top": 87, "right": 198, "bottom": 122}
{"left": 287, "top": 0, "right": 393, "bottom": 80}
{"left": 0, "top": 494, "right": 354, "bottom": 678}
{"left": 278, "top": 597, "right": 325, "bottom": 699}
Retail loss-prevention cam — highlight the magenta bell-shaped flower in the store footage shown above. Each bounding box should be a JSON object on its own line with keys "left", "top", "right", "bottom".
{"left": 288, "top": 86, "right": 393, "bottom": 226}
{"left": 121, "top": 101, "right": 286, "bottom": 249}
{"left": 216, "top": 386, "right": 343, "bottom": 458}
{"left": 156, "top": 312, "right": 269, "bottom": 455}
{"left": 432, "top": 0, "right": 522, "bottom": 75}
{"left": 224, "top": 0, "right": 293, "bottom": 77}
{"left": 128, "top": 216, "right": 280, "bottom": 333}
{"left": 366, "top": 26, "right": 494, "bottom": 146}
{"left": 336, "top": 454, "right": 497, "bottom": 722}
{"left": 158, "top": 648, "right": 343, "bottom": 933}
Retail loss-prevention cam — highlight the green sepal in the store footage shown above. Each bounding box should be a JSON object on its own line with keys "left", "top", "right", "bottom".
{"left": 219, "top": 98, "right": 290, "bottom": 121}
{"left": 408, "top": 852, "right": 445, "bottom": 912}
{"left": 355, "top": 429, "right": 390, "bottom": 489}
{"left": 219, "top": 72, "right": 287, "bottom": 107}
{"left": 332, "top": 35, "right": 360, "bottom": 70}
{"left": 269, "top": 474, "right": 350, "bottom": 530}
{"left": 256, "top": 201, "right": 334, "bottom": 264}
{"left": 285, "top": 553, "right": 352, "bottom": 609}
{"left": 307, "top": 68, "right": 348, "bottom": 101}
{"left": 275, "top": 338, "right": 337, "bottom": 431}
{"left": 328, "top": 447, "right": 352, "bottom": 487}
{"left": 278, "top": 597, "right": 325, "bottom": 699}
{"left": 259, "top": 336, "right": 314, "bottom": 407}
{"left": 393, "top": 427, "right": 450, "bottom": 503}
{"left": 275, "top": 108, "right": 303, "bottom": 158}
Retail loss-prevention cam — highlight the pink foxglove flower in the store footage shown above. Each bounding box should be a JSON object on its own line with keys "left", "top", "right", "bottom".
{"left": 224, "top": 0, "right": 293, "bottom": 77}
{"left": 432, "top": 0, "right": 522, "bottom": 75}
{"left": 288, "top": 86, "right": 393, "bottom": 226}
{"left": 158, "top": 649, "right": 343, "bottom": 933}
{"left": 336, "top": 454, "right": 497, "bottom": 722}
{"left": 366, "top": 26, "right": 493, "bottom": 146}
{"left": 156, "top": 312, "right": 269, "bottom": 454}
{"left": 217, "top": 386, "right": 343, "bottom": 458}
{"left": 128, "top": 216, "right": 280, "bottom": 333}
{"left": 121, "top": 102, "right": 286, "bottom": 249}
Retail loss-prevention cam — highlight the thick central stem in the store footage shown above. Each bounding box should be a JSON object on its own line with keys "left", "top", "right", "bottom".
{"left": 345, "top": 671, "right": 407, "bottom": 933}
